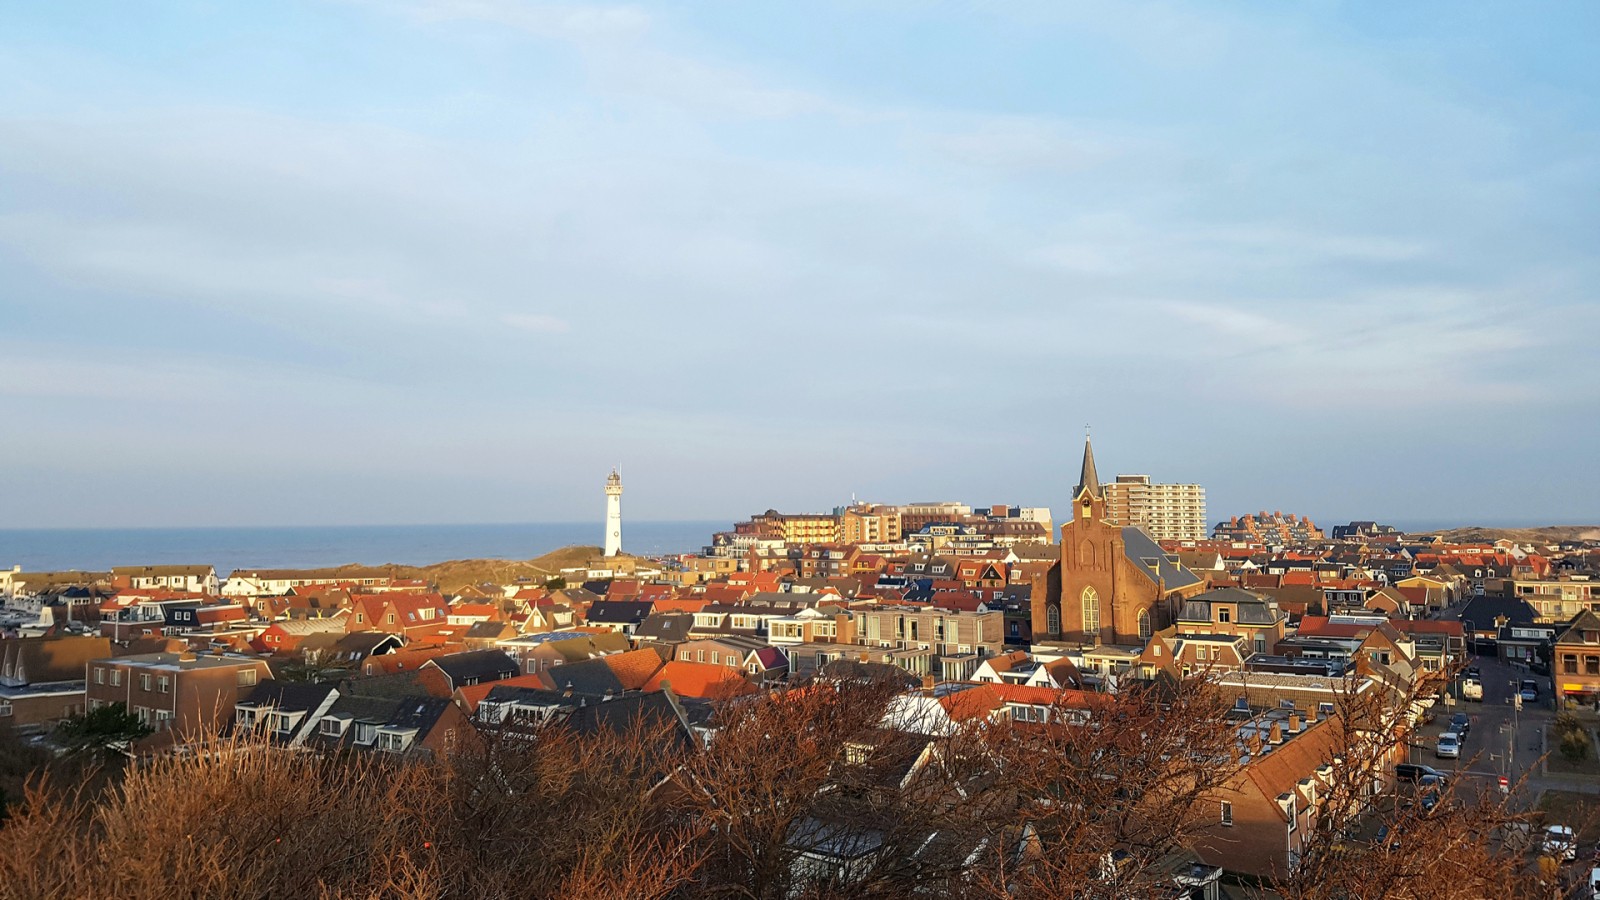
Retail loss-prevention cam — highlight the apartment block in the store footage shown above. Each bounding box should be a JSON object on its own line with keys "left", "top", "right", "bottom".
{"left": 85, "top": 653, "right": 272, "bottom": 743}
{"left": 1104, "top": 475, "right": 1208, "bottom": 541}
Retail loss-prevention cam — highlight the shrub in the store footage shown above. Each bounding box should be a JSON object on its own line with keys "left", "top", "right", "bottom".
{"left": 1554, "top": 711, "right": 1582, "bottom": 735}
{"left": 1560, "top": 727, "right": 1592, "bottom": 762}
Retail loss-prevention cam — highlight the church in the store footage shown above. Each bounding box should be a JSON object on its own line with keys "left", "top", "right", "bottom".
{"left": 1031, "top": 438, "right": 1208, "bottom": 645}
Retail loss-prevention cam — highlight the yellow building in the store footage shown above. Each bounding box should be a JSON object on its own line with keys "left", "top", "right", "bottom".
{"left": 840, "top": 504, "right": 903, "bottom": 544}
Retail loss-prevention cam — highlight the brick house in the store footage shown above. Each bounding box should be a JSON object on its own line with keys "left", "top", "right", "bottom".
{"left": 85, "top": 653, "right": 272, "bottom": 747}
{"left": 1191, "top": 711, "right": 1367, "bottom": 880}
{"left": 348, "top": 593, "right": 450, "bottom": 637}
{"left": 0, "top": 636, "right": 108, "bottom": 726}
{"left": 1554, "top": 610, "right": 1600, "bottom": 704}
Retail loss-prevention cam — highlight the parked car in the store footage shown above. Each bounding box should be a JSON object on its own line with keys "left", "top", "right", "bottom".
{"left": 1450, "top": 712, "right": 1472, "bottom": 736}
{"left": 1462, "top": 679, "right": 1483, "bottom": 701}
{"left": 1436, "top": 732, "right": 1461, "bottom": 759}
{"left": 1588, "top": 865, "right": 1600, "bottom": 898}
{"left": 1544, "top": 825, "right": 1577, "bottom": 861}
{"left": 1419, "top": 785, "right": 1443, "bottom": 814}
{"left": 1465, "top": 665, "right": 1481, "bottom": 679}
{"left": 1521, "top": 679, "right": 1540, "bottom": 703}
{"left": 1395, "top": 763, "right": 1450, "bottom": 783}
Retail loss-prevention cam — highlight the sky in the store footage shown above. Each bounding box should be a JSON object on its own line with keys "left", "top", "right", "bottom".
{"left": 1, "top": 1, "right": 1597, "bottom": 530}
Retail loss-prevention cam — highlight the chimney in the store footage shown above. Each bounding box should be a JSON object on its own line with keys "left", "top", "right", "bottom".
{"left": 921, "top": 674, "right": 936, "bottom": 690}
{"left": 1289, "top": 712, "right": 1301, "bottom": 734}
{"left": 1269, "top": 721, "right": 1284, "bottom": 744}
{"left": 1249, "top": 733, "right": 1263, "bottom": 756}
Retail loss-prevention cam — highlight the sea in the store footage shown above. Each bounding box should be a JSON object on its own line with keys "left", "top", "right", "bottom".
{"left": 0, "top": 521, "right": 726, "bottom": 576}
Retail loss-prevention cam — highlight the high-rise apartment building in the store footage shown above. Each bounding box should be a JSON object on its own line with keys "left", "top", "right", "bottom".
{"left": 1103, "top": 474, "right": 1208, "bottom": 541}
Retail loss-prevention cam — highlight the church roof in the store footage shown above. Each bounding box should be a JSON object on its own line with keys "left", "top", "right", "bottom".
{"left": 1121, "top": 527, "right": 1202, "bottom": 590}
{"left": 1076, "top": 437, "right": 1101, "bottom": 499}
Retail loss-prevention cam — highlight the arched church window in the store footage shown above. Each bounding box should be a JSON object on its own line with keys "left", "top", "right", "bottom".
{"left": 1082, "top": 587, "right": 1100, "bottom": 635}
{"left": 1047, "top": 605, "right": 1060, "bottom": 635}
{"left": 1079, "top": 540, "right": 1096, "bottom": 567}
{"left": 1138, "top": 609, "right": 1152, "bottom": 641}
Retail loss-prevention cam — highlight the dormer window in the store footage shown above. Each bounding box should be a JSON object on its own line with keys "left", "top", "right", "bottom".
{"left": 320, "top": 717, "right": 348, "bottom": 737}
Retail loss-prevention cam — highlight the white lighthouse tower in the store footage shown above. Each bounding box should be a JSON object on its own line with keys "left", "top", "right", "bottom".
{"left": 603, "top": 469, "right": 623, "bottom": 557}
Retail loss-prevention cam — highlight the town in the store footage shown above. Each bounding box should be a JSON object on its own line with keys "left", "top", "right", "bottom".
{"left": 3, "top": 443, "right": 1598, "bottom": 897}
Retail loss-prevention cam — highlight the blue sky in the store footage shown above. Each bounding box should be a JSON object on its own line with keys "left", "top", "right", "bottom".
{"left": 1, "top": 1, "right": 1597, "bottom": 529}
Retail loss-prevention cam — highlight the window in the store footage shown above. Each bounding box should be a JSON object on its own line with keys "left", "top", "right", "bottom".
{"left": 1564, "top": 655, "right": 1579, "bottom": 675}
{"left": 1588, "top": 656, "right": 1600, "bottom": 676}
{"left": 110, "top": 669, "right": 122, "bottom": 687}
{"left": 237, "top": 669, "right": 257, "bottom": 687}
{"left": 1082, "top": 588, "right": 1100, "bottom": 635}
{"left": 1318, "top": 702, "right": 1335, "bottom": 716}
{"left": 1047, "top": 605, "right": 1060, "bottom": 634}
{"left": 94, "top": 667, "right": 105, "bottom": 685}
{"left": 1220, "top": 801, "right": 1233, "bottom": 826}
{"left": 140, "top": 673, "right": 152, "bottom": 691}
{"left": 158, "top": 676, "right": 170, "bottom": 694}
{"left": 710, "top": 652, "right": 720, "bottom": 665}
{"left": 1217, "top": 608, "right": 1231, "bottom": 624}
{"left": 1138, "top": 609, "right": 1151, "bottom": 641}
{"left": 696, "top": 650, "right": 705, "bottom": 663}
{"left": 155, "top": 709, "right": 173, "bottom": 730}
{"left": 353, "top": 723, "right": 377, "bottom": 745}
{"left": 387, "top": 613, "right": 396, "bottom": 625}
{"left": 321, "top": 718, "right": 347, "bottom": 737}
{"left": 376, "top": 730, "right": 414, "bottom": 753}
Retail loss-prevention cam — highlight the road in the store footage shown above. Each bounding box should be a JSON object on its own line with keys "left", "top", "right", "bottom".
{"left": 1411, "top": 653, "right": 1549, "bottom": 802}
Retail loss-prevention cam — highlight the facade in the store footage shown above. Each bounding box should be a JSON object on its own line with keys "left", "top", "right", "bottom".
{"left": 110, "top": 565, "right": 218, "bottom": 595}
{"left": 1191, "top": 711, "right": 1375, "bottom": 880}
{"left": 1104, "top": 475, "right": 1208, "bottom": 542}
{"left": 839, "top": 504, "right": 903, "bottom": 544}
{"left": 1554, "top": 610, "right": 1600, "bottom": 703}
{"left": 853, "top": 606, "right": 1003, "bottom": 658}
{"left": 0, "top": 636, "right": 107, "bottom": 726}
{"left": 896, "top": 502, "right": 973, "bottom": 535}
{"left": 604, "top": 469, "right": 623, "bottom": 557}
{"left": 85, "top": 653, "right": 272, "bottom": 744}
{"left": 220, "top": 567, "right": 394, "bottom": 597}
{"left": 1213, "top": 512, "right": 1325, "bottom": 546}
{"left": 1031, "top": 439, "right": 1208, "bottom": 646}
{"left": 1511, "top": 575, "right": 1599, "bottom": 623}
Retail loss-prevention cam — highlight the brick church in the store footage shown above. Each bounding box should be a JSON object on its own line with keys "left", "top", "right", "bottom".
{"left": 1031, "top": 438, "right": 1207, "bottom": 645}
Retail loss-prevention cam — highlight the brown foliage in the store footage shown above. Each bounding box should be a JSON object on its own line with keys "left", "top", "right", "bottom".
{"left": 0, "top": 667, "right": 1553, "bottom": 899}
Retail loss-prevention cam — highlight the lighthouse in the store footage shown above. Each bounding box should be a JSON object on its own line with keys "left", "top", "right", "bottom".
{"left": 603, "top": 469, "right": 623, "bottom": 557}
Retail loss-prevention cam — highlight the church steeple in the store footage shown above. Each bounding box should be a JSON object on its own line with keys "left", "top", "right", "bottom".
{"left": 1075, "top": 434, "right": 1101, "bottom": 500}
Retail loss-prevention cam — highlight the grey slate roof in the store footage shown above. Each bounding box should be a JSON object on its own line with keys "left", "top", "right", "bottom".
{"left": 1076, "top": 437, "right": 1101, "bottom": 498}
{"left": 541, "top": 657, "right": 626, "bottom": 696}
{"left": 635, "top": 612, "right": 695, "bottom": 644}
{"left": 1178, "top": 587, "right": 1282, "bottom": 625}
{"left": 584, "top": 600, "right": 655, "bottom": 624}
{"left": 1121, "top": 527, "right": 1202, "bottom": 590}
{"left": 237, "top": 680, "right": 337, "bottom": 714}
{"left": 428, "top": 649, "right": 520, "bottom": 686}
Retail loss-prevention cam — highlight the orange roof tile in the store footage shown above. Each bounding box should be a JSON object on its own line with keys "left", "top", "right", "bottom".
{"left": 602, "top": 648, "right": 667, "bottom": 691}
{"left": 644, "top": 660, "right": 756, "bottom": 700}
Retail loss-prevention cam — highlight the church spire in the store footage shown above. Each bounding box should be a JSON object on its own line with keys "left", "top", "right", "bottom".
{"left": 1075, "top": 433, "right": 1101, "bottom": 500}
